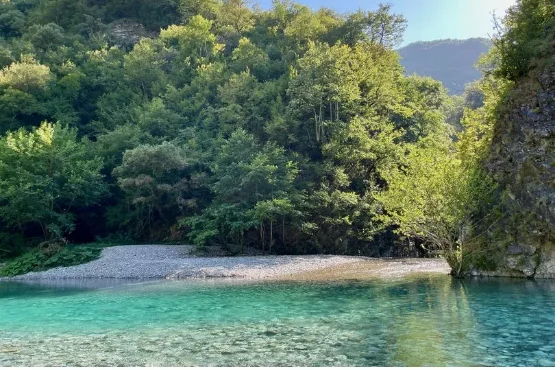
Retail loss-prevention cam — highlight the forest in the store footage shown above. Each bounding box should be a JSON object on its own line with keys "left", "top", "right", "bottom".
{"left": 0, "top": 0, "right": 554, "bottom": 276}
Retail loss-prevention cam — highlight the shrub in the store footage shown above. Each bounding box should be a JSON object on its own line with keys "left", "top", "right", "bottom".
{"left": 0, "top": 243, "right": 106, "bottom": 277}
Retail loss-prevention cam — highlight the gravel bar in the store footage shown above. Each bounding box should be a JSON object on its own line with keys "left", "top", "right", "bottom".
{"left": 4, "top": 245, "right": 450, "bottom": 281}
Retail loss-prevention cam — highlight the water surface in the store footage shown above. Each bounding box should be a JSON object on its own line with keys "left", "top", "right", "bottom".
{"left": 0, "top": 276, "right": 555, "bottom": 366}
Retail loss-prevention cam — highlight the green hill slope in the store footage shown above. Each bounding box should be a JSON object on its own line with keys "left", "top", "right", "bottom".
{"left": 398, "top": 38, "right": 491, "bottom": 94}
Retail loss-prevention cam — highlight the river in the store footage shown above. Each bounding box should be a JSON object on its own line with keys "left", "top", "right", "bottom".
{"left": 0, "top": 275, "right": 554, "bottom": 366}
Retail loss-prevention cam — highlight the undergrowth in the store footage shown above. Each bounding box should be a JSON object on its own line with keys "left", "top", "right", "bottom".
{"left": 0, "top": 243, "right": 107, "bottom": 277}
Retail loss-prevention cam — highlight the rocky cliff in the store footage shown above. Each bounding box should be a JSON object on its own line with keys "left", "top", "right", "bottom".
{"left": 469, "top": 67, "right": 555, "bottom": 278}
{"left": 108, "top": 19, "right": 156, "bottom": 48}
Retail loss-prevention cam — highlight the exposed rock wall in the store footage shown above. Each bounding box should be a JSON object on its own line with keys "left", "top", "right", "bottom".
{"left": 469, "top": 68, "right": 555, "bottom": 278}
{"left": 108, "top": 19, "right": 156, "bottom": 48}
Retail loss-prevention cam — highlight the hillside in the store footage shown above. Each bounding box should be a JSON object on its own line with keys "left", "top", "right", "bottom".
{"left": 0, "top": 0, "right": 457, "bottom": 261}
{"left": 398, "top": 38, "right": 491, "bottom": 94}
{"left": 0, "top": 0, "right": 553, "bottom": 279}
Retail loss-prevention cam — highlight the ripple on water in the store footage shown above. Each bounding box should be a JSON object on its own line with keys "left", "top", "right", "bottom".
{"left": 0, "top": 276, "right": 555, "bottom": 366}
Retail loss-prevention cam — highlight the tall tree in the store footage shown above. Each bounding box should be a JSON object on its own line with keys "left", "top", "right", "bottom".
{"left": 0, "top": 122, "right": 106, "bottom": 239}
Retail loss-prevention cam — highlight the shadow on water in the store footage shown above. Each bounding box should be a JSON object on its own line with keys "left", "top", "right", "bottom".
{"left": 0, "top": 278, "right": 157, "bottom": 298}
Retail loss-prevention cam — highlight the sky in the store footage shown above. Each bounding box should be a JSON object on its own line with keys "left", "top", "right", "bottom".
{"left": 254, "top": 0, "right": 517, "bottom": 47}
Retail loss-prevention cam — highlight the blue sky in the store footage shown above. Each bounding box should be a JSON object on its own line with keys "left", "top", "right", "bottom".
{"left": 254, "top": 0, "right": 517, "bottom": 47}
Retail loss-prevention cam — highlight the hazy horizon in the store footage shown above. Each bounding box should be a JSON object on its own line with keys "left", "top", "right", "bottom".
{"left": 254, "top": 0, "right": 516, "bottom": 47}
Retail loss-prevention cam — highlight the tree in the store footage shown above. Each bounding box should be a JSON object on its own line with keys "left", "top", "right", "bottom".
{"left": 360, "top": 4, "right": 407, "bottom": 48}
{"left": 184, "top": 129, "right": 300, "bottom": 250}
{"left": 374, "top": 137, "right": 496, "bottom": 276}
{"left": 304, "top": 183, "right": 360, "bottom": 254}
{"left": 284, "top": 6, "right": 341, "bottom": 47}
{"left": 442, "top": 94, "right": 466, "bottom": 135}
{"left": 390, "top": 75, "right": 449, "bottom": 143}
{"left": 463, "top": 81, "right": 485, "bottom": 110}
{"left": 136, "top": 98, "right": 184, "bottom": 138}
{"left": 0, "top": 122, "right": 106, "bottom": 239}
{"left": 211, "top": 129, "right": 298, "bottom": 207}
{"left": 335, "top": 5, "right": 406, "bottom": 48}
{"left": 28, "top": 0, "right": 89, "bottom": 30}
{"left": 178, "top": 0, "right": 220, "bottom": 22}
{"left": 0, "top": 56, "right": 52, "bottom": 93}
{"left": 0, "top": 9, "right": 25, "bottom": 37}
{"left": 442, "top": 80, "right": 486, "bottom": 136}
{"left": 23, "top": 23, "right": 66, "bottom": 54}
{"left": 123, "top": 39, "right": 168, "bottom": 101}
{"left": 489, "top": 0, "right": 554, "bottom": 80}
{"left": 94, "top": 123, "right": 157, "bottom": 171}
{"left": 112, "top": 142, "right": 205, "bottom": 239}
{"left": 0, "top": 0, "right": 503, "bottom": 259}
{"left": 215, "top": 71, "right": 259, "bottom": 134}
{"left": 287, "top": 42, "right": 360, "bottom": 145}
{"left": 0, "top": 47, "right": 15, "bottom": 69}
{"left": 160, "top": 15, "right": 224, "bottom": 69}
{"left": 323, "top": 116, "right": 404, "bottom": 191}
{"left": 215, "top": 0, "right": 255, "bottom": 35}
{"left": 0, "top": 87, "right": 39, "bottom": 133}
{"left": 251, "top": 197, "right": 299, "bottom": 252}
{"left": 230, "top": 37, "right": 269, "bottom": 77}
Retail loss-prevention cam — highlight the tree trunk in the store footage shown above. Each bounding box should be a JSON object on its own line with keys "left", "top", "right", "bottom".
{"left": 319, "top": 102, "right": 323, "bottom": 142}
{"left": 336, "top": 102, "right": 339, "bottom": 121}
{"left": 260, "top": 223, "right": 265, "bottom": 251}
{"left": 282, "top": 217, "right": 285, "bottom": 246}
{"left": 269, "top": 219, "right": 273, "bottom": 252}
{"left": 456, "top": 243, "right": 464, "bottom": 277}
{"left": 313, "top": 108, "right": 320, "bottom": 143}
{"left": 39, "top": 222, "right": 47, "bottom": 240}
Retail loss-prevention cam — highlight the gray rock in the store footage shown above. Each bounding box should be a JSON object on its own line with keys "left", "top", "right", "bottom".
{"left": 535, "top": 250, "right": 555, "bottom": 278}
{"left": 507, "top": 243, "right": 536, "bottom": 255}
{"left": 473, "top": 67, "right": 555, "bottom": 280}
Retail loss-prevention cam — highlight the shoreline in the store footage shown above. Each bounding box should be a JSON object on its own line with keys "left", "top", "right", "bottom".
{"left": 3, "top": 245, "right": 451, "bottom": 281}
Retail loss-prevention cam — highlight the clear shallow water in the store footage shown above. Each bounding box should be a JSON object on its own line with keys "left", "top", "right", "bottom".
{"left": 0, "top": 276, "right": 555, "bottom": 366}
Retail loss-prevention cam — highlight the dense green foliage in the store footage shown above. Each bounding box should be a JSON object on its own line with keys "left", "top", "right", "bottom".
{"left": 489, "top": 0, "right": 554, "bottom": 80}
{"left": 0, "top": 122, "right": 106, "bottom": 239}
{"left": 0, "top": 0, "right": 551, "bottom": 273}
{"left": 378, "top": 0, "right": 554, "bottom": 275}
{"left": 0, "top": 242, "right": 105, "bottom": 277}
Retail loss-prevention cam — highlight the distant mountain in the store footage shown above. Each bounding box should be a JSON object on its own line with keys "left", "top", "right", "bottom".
{"left": 398, "top": 38, "right": 492, "bottom": 95}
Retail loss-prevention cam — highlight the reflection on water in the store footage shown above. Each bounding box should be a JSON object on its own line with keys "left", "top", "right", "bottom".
{"left": 0, "top": 278, "right": 150, "bottom": 296}
{"left": 0, "top": 276, "right": 554, "bottom": 366}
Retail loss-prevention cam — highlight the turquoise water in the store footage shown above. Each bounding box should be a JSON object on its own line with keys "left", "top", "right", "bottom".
{"left": 0, "top": 276, "right": 555, "bottom": 366}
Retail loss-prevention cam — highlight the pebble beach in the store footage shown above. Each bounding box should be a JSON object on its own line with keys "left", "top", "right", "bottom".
{"left": 4, "top": 245, "right": 451, "bottom": 281}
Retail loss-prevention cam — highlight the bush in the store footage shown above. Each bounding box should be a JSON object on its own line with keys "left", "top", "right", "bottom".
{"left": 0, "top": 243, "right": 106, "bottom": 277}
{"left": 0, "top": 122, "right": 107, "bottom": 240}
{"left": 0, "top": 232, "right": 37, "bottom": 259}
{"left": 492, "top": 0, "right": 554, "bottom": 80}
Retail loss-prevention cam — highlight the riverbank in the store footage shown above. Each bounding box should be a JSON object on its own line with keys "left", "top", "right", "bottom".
{"left": 4, "top": 245, "right": 451, "bottom": 281}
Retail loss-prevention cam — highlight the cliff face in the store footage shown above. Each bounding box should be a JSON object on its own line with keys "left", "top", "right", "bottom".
{"left": 469, "top": 67, "right": 555, "bottom": 278}
{"left": 108, "top": 19, "right": 156, "bottom": 48}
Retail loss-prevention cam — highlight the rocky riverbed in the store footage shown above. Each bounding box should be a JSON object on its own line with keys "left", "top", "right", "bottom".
{"left": 4, "top": 245, "right": 451, "bottom": 281}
